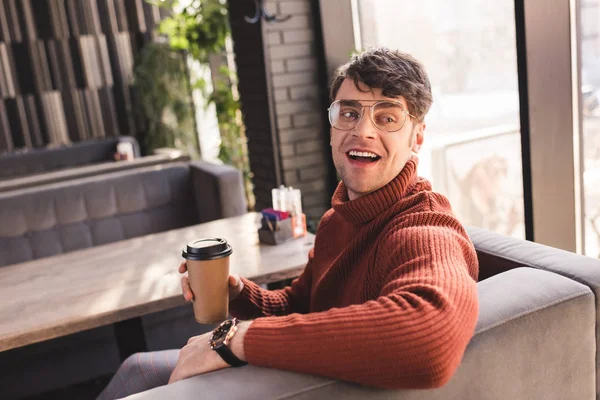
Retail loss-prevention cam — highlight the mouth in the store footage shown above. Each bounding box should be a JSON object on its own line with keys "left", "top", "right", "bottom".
{"left": 346, "top": 150, "right": 382, "bottom": 164}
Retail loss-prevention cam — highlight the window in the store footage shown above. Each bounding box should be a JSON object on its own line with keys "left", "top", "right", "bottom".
{"left": 581, "top": 0, "right": 600, "bottom": 256}
{"left": 355, "top": 0, "right": 524, "bottom": 237}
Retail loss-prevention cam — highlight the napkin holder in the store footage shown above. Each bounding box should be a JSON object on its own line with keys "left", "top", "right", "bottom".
{"left": 258, "top": 216, "right": 294, "bottom": 245}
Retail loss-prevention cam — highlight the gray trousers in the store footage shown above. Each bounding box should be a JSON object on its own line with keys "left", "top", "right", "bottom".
{"left": 97, "top": 350, "right": 180, "bottom": 400}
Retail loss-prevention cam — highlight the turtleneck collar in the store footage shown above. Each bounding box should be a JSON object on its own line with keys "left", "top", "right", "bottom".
{"left": 332, "top": 156, "right": 421, "bottom": 225}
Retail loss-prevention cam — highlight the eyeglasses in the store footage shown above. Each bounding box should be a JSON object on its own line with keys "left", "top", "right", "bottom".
{"left": 327, "top": 99, "right": 415, "bottom": 133}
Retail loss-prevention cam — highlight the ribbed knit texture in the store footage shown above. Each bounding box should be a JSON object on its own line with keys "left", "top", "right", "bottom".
{"left": 229, "top": 157, "right": 479, "bottom": 389}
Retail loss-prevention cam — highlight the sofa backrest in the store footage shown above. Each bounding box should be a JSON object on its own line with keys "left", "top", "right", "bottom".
{"left": 0, "top": 154, "right": 190, "bottom": 193}
{"left": 468, "top": 226, "right": 600, "bottom": 398}
{"left": 0, "top": 163, "right": 197, "bottom": 267}
{"left": 0, "top": 136, "right": 141, "bottom": 180}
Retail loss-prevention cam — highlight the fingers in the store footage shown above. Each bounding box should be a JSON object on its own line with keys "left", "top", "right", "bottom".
{"left": 178, "top": 261, "right": 187, "bottom": 274}
{"left": 228, "top": 274, "right": 244, "bottom": 301}
{"left": 181, "top": 276, "right": 193, "bottom": 302}
{"left": 228, "top": 274, "right": 240, "bottom": 287}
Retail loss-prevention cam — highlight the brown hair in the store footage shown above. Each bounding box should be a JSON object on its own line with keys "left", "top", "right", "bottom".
{"left": 329, "top": 48, "right": 433, "bottom": 121}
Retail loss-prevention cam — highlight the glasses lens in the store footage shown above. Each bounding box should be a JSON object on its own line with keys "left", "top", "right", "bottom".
{"left": 329, "top": 100, "right": 362, "bottom": 130}
{"left": 372, "top": 101, "right": 406, "bottom": 132}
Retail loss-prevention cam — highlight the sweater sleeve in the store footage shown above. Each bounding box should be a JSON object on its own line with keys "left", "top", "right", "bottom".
{"left": 242, "top": 222, "right": 479, "bottom": 389}
{"left": 228, "top": 248, "right": 314, "bottom": 319}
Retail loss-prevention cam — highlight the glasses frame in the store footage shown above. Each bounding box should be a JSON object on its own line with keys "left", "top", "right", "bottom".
{"left": 327, "top": 99, "right": 416, "bottom": 133}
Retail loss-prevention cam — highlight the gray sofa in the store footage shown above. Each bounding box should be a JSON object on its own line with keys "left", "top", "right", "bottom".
{"left": 0, "top": 160, "right": 247, "bottom": 399}
{"left": 0, "top": 136, "right": 141, "bottom": 180}
{"left": 124, "top": 230, "right": 600, "bottom": 400}
{"left": 0, "top": 153, "right": 190, "bottom": 193}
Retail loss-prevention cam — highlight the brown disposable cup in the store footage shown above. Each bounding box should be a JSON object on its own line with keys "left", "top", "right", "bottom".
{"left": 182, "top": 238, "right": 233, "bottom": 324}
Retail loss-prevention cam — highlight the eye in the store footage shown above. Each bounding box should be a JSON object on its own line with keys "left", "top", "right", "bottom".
{"left": 340, "top": 110, "right": 360, "bottom": 120}
{"left": 376, "top": 114, "right": 396, "bottom": 124}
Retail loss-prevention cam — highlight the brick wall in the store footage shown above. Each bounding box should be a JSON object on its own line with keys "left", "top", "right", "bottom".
{"left": 230, "top": 0, "right": 335, "bottom": 223}
{"left": 265, "top": 0, "right": 334, "bottom": 221}
{"left": 228, "top": 0, "right": 280, "bottom": 212}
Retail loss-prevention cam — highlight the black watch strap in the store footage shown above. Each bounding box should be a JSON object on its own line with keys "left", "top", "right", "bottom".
{"left": 214, "top": 344, "right": 248, "bottom": 367}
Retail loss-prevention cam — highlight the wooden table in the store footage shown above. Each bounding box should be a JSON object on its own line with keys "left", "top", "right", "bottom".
{"left": 0, "top": 213, "right": 314, "bottom": 355}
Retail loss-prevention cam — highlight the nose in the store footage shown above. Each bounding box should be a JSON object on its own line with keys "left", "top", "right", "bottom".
{"left": 351, "top": 110, "right": 377, "bottom": 140}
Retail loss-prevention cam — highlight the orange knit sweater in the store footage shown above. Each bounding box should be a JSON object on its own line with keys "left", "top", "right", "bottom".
{"left": 229, "top": 158, "right": 479, "bottom": 389}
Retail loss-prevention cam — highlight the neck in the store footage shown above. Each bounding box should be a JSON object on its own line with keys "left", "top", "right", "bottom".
{"left": 347, "top": 190, "right": 360, "bottom": 201}
{"left": 332, "top": 156, "right": 423, "bottom": 225}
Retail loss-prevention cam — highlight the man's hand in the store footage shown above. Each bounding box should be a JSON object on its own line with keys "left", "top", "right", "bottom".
{"left": 168, "top": 331, "right": 227, "bottom": 384}
{"left": 169, "top": 320, "right": 252, "bottom": 384}
{"left": 178, "top": 261, "right": 244, "bottom": 302}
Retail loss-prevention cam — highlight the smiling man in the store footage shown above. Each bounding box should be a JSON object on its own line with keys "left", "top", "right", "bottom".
{"left": 98, "top": 48, "right": 479, "bottom": 399}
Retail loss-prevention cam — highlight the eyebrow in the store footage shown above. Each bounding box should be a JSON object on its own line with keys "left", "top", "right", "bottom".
{"left": 337, "top": 99, "right": 405, "bottom": 108}
{"left": 338, "top": 99, "right": 363, "bottom": 106}
{"left": 375, "top": 101, "right": 403, "bottom": 110}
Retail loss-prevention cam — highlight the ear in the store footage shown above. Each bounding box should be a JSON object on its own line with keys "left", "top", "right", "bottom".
{"left": 411, "top": 122, "right": 426, "bottom": 153}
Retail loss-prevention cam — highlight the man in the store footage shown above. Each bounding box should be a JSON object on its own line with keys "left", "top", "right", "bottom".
{"left": 98, "top": 47, "right": 478, "bottom": 399}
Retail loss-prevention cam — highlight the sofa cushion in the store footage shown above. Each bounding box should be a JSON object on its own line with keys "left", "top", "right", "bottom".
{"left": 124, "top": 268, "right": 596, "bottom": 400}
{"left": 0, "top": 163, "right": 198, "bottom": 267}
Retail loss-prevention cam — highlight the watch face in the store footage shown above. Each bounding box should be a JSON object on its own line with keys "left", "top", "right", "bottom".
{"left": 210, "top": 319, "right": 234, "bottom": 348}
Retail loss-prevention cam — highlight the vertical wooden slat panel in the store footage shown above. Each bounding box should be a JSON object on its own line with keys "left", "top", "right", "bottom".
{"left": 24, "top": 94, "right": 43, "bottom": 146}
{"left": 33, "top": 0, "right": 54, "bottom": 39}
{"left": 0, "top": 100, "right": 14, "bottom": 153}
{"left": 17, "top": 0, "right": 38, "bottom": 41}
{"left": 79, "top": 35, "right": 103, "bottom": 89}
{"left": 124, "top": 0, "right": 147, "bottom": 33}
{"left": 53, "top": 0, "right": 70, "bottom": 39}
{"left": 97, "top": 0, "right": 119, "bottom": 35}
{"left": 64, "top": 0, "right": 81, "bottom": 38}
{"left": 113, "top": 0, "right": 130, "bottom": 33}
{"left": 82, "top": 0, "right": 103, "bottom": 36}
{"left": 40, "top": 91, "right": 69, "bottom": 145}
{"left": 98, "top": 86, "right": 119, "bottom": 137}
{"left": 70, "top": 88, "right": 90, "bottom": 141}
{"left": 5, "top": 97, "right": 32, "bottom": 148}
{"left": 0, "top": 43, "right": 9, "bottom": 98}
{"left": 83, "top": 89, "right": 105, "bottom": 139}
{"left": 5, "top": 0, "right": 23, "bottom": 43}
{"left": 45, "top": 40, "right": 63, "bottom": 91}
{"left": 0, "top": 0, "right": 171, "bottom": 152}
{"left": 97, "top": 35, "right": 114, "bottom": 87}
{"left": 33, "top": 41, "right": 54, "bottom": 92}
{"left": 0, "top": 0, "right": 12, "bottom": 43}
{"left": 0, "top": 43, "right": 18, "bottom": 97}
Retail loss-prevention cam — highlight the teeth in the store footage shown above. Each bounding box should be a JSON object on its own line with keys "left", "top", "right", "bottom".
{"left": 349, "top": 150, "right": 378, "bottom": 158}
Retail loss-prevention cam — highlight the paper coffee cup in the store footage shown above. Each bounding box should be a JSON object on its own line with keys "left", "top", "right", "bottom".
{"left": 182, "top": 238, "right": 233, "bottom": 323}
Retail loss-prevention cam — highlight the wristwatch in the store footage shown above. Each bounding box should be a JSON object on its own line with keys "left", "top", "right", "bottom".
{"left": 209, "top": 318, "right": 248, "bottom": 367}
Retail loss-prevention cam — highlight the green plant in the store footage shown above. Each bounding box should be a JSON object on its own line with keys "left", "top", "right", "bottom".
{"left": 157, "top": 0, "right": 229, "bottom": 64}
{"left": 210, "top": 79, "right": 253, "bottom": 204}
{"left": 133, "top": 41, "right": 199, "bottom": 158}
{"left": 144, "top": 0, "right": 254, "bottom": 209}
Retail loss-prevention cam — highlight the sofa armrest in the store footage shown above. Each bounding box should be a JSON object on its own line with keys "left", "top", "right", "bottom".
{"left": 468, "top": 226, "right": 600, "bottom": 398}
{"left": 124, "top": 268, "right": 595, "bottom": 400}
{"left": 189, "top": 161, "right": 247, "bottom": 223}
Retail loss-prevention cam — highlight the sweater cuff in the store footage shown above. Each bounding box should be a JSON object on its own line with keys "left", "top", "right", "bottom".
{"left": 242, "top": 315, "right": 283, "bottom": 368}
{"left": 243, "top": 313, "right": 314, "bottom": 369}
